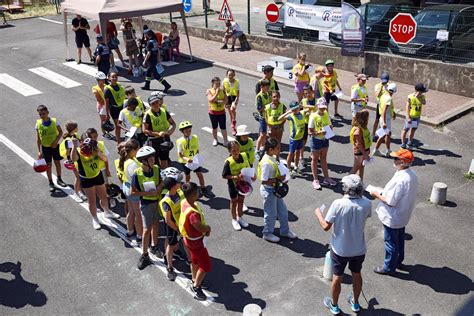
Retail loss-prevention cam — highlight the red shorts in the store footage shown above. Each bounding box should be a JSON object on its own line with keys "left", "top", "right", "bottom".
{"left": 189, "top": 246, "right": 211, "bottom": 273}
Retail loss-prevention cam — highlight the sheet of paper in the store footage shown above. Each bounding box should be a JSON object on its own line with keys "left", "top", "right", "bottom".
{"left": 241, "top": 167, "right": 255, "bottom": 178}
{"left": 203, "top": 237, "right": 208, "bottom": 248}
{"left": 320, "top": 204, "right": 326, "bottom": 212}
{"left": 362, "top": 157, "right": 375, "bottom": 166}
{"left": 365, "top": 184, "right": 383, "bottom": 195}
{"left": 36, "top": 158, "right": 46, "bottom": 165}
{"left": 142, "top": 181, "right": 156, "bottom": 192}
{"left": 125, "top": 126, "right": 138, "bottom": 138}
{"left": 323, "top": 125, "right": 335, "bottom": 139}
{"left": 376, "top": 127, "right": 388, "bottom": 138}
{"left": 334, "top": 89, "right": 344, "bottom": 98}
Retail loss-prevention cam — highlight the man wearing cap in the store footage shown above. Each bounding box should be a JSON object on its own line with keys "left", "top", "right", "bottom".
{"left": 94, "top": 35, "right": 111, "bottom": 75}
{"left": 323, "top": 59, "right": 342, "bottom": 118}
{"left": 373, "top": 83, "right": 397, "bottom": 157}
{"left": 255, "top": 65, "right": 279, "bottom": 95}
{"left": 372, "top": 73, "right": 390, "bottom": 141}
{"left": 72, "top": 14, "right": 94, "bottom": 64}
{"left": 401, "top": 83, "right": 428, "bottom": 149}
{"left": 371, "top": 148, "right": 418, "bottom": 275}
{"left": 315, "top": 174, "right": 371, "bottom": 314}
{"left": 350, "top": 74, "right": 369, "bottom": 118}
{"left": 142, "top": 29, "right": 172, "bottom": 93}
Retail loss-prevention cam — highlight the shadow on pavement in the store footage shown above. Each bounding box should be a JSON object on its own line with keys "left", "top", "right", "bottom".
{"left": 411, "top": 156, "right": 436, "bottom": 167}
{"left": 394, "top": 264, "right": 474, "bottom": 295}
{"left": 0, "top": 261, "right": 47, "bottom": 309}
{"left": 206, "top": 257, "right": 266, "bottom": 313}
{"left": 358, "top": 298, "right": 406, "bottom": 315}
{"left": 413, "top": 147, "right": 462, "bottom": 158}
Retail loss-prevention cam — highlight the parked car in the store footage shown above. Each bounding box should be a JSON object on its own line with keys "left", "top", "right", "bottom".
{"left": 329, "top": 2, "right": 419, "bottom": 50}
{"left": 388, "top": 4, "right": 474, "bottom": 62}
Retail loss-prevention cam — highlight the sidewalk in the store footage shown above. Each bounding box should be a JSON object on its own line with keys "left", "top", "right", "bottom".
{"left": 174, "top": 34, "right": 474, "bottom": 126}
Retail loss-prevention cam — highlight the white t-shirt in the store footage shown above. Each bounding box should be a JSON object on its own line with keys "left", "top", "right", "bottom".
{"left": 125, "top": 160, "right": 139, "bottom": 184}
{"left": 232, "top": 22, "right": 242, "bottom": 33}
{"left": 351, "top": 85, "right": 367, "bottom": 107}
{"left": 376, "top": 168, "right": 419, "bottom": 229}
{"left": 325, "top": 196, "right": 372, "bottom": 257}
{"left": 118, "top": 108, "right": 143, "bottom": 132}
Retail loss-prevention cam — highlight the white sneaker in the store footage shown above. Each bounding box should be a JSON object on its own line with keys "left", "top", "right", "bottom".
{"left": 212, "top": 139, "right": 218, "bottom": 146}
{"left": 372, "top": 149, "right": 383, "bottom": 157}
{"left": 281, "top": 231, "right": 297, "bottom": 239}
{"left": 263, "top": 233, "right": 280, "bottom": 243}
{"left": 104, "top": 210, "right": 120, "bottom": 219}
{"left": 384, "top": 149, "right": 392, "bottom": 157}
{"left": 71, "top": 193, "right": 83, "bottom": 203}
{"left": 78, "top": 192, "right": 88, "bottom": 201}
{"left": 232, "top": 219, "right": 242, "bottom": 231}
{"left": 223, "top": 140, "right": 228, "bottom": 147}
{"left": 242, "top": 204, "right": 249, "bottom": 212}
{"left": 92, "top": 217, "right": 101, "bottom": 230}
{"left": 238, "top": 217, "right": 249, "bottom": 228}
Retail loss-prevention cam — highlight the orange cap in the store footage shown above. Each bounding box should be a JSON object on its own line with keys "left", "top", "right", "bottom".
{"left": 390, "top": 148, "right": 414, "bottom": 164}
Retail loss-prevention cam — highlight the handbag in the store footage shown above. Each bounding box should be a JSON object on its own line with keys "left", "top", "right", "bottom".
{"left": 155, "top": 64, "right": 165, "bottom": 75}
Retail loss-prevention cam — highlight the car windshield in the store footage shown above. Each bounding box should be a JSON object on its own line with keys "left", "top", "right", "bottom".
{"left": 359, "top": 5, "right": 390, "bottom": 25}
{"left": 415, "top": 10, "right": 451, "bottom": 29}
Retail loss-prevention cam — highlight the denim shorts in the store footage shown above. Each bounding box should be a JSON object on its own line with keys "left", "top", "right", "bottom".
{"left": 123, "top": 182, "right": 140, "bottom": 202}
{"left": 310, "top": 137, "right": 329, "bottom": 151}
{"left": 289, "top": 138, "right": 304, "bottom": 153}
{"left": 259, "top": 116, "right": 267, "bottom": 134}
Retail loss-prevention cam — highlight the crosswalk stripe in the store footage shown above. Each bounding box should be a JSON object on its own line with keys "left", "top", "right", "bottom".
{"left": 29, "top": 67, "right": 82, "bottom": 89}
{"left": 63, "top": 61, "right": 98, "bottom": 77}
{"left": 0, "top": 73, "right": 42, "bottom": 96}
{"left": 201, "top": 126, "right": 236, "bottom": 141}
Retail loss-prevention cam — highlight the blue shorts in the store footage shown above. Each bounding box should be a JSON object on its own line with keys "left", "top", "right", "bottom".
{"left": 310, "top": 137, "right": 329, "bottom": 151}
{"left": 259, "top": 117, "right": 267, "bottom": 134}
{"left": 289, "top": 138, "right": 304, "bottom": 153}
{"left": 123, "top": 182, "right": 140, "bottom": 202}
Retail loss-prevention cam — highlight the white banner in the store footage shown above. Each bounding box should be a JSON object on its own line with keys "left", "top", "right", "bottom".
{"left": 284, "top": 3, "right": 342, "bottom": 34}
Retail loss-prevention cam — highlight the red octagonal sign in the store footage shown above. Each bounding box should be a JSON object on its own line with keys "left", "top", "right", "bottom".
{"left": 389, "top": 13, "right": 417, "bottom": 44}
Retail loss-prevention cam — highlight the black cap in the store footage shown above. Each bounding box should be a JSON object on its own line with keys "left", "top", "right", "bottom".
{"left": 263, "top": 65, "right": 274, "bottom": 72}
{"left": 415, "top": 83, "right": 428, "bottom": 93}
{"left": 163, "top": 177, "right": 178, "bottom": 191}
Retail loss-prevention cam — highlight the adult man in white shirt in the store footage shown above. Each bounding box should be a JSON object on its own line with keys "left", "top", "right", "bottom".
{"left": 371, "top": 148, "right": 418, "bottom": 275}
{"left": 222, "top": 19, "right": 243, "bottom": 52}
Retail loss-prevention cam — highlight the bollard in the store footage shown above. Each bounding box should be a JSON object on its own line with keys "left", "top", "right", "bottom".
{"left": 243, "top": 304, "right": 262, "bottom": 316}
{"left": 430, "top": 182, "right": 448, "bottom": 205}
{"left": 323, "top": 250, "right": 333, "bottom": 281}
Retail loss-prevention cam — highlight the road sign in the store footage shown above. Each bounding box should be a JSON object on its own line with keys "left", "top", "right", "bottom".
{"left": 389, "top": 13, "right": 417, "bottom": 44}
{"left": 218, "top": 0, "right": 233, "bottom": 21}
{"left": 182, "top": 0, "right": 192, "bottom": 14}
{"left": 266, "top": 3, "right": 280, "bottom": 23}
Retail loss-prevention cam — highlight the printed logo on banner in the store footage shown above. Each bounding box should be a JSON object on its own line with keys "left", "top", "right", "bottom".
{"left": 284, "top": 2, "right": 341, "bottom": 33}
{"left": 322, "top": 11, "right": 331, "bottom": 21}
{"left": 218, "top": 0, "right": 234, "bottom": 21}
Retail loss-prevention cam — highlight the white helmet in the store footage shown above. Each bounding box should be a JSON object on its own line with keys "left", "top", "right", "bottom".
{"left": 387, "top": 83, "right": 397, "bottom": 93}
{"left": 148, "top": 91, "right": 164, "bottom": 104}
{"left": 160, "top": 167, "right": 184, "bottom": 182}
{"left": 95, "top": 71, "right": 107, "bottom": 80}
{"left": 136, "top": 146, "right": 155, "bottom": 160}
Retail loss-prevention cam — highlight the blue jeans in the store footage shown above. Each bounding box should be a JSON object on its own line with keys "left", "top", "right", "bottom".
{"left": 383, "top": 225, "right": 405, "bottom": 272}
{"left": 260, "top": 185, "right": 289, "bottom": 235}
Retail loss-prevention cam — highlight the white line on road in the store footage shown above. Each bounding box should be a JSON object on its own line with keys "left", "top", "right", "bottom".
{"left": 38, "top": 17, "right": 63, "bottom": 24}
{"left": 201, "top": 127, "right": 235, "bottom": 142}
{"left": 63, "top": 61, "right": 98, "bottom": 77}
{"left": 0, "top": 133, "right": 214, "bottom": 306}
{"left": 0, "top": 73, "right": 42, "bottom": 96}
{"left": 29, "top": 67, "right": 82, "bottom": 89}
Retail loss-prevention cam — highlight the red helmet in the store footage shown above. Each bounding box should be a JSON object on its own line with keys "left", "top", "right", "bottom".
{"left": 80, "top": 138, "right": 98, "bottom": 157}
{"left": 33, "top": 159, "right": 48, "bottom": 173}
{"left": 63, "top": 160, "right": 76, "bottom": 170}
{"left": 236, "top": 180, "right": 253, "bottom": 197}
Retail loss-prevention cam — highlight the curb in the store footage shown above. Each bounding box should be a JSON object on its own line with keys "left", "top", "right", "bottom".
{"left": 180, "top": 53, "right": 473, "bottom": 127}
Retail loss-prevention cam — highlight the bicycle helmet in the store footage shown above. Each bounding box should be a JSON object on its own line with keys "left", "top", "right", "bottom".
{"left": 33, "top": 159, "right": 48, "bottom": 173}
{"left": 136, "top": 146, "right": 155, "bottom": 160}
{"left": 274, "top": 180, "right": 289, "bottom": 198}
{"left": 325, "top": 59, "right": 335, "bottom": 66}
{"left": 236, "top": 180, "right": 253, "bottom": 197}
{"left": 148, "top": 91, "right": 164, "bottom": 104}
{"left": 160, "top": 167, "right": 184, "bottom": 182}
{"left": 159, "top": 141, "right": 174, "bottom": 152}
{"left": 107, "top": 183, "right": 122, "bottom": 198}
{"left": 63, "top": 160, "right": 76, "bottom": 171}
{"left": 80, "top": 138, "right": 98, "bottom": 157}
{"left": 387, "top": 83, "right": 397, "bottom": 93}
{"left": 102, "top": 120, "right": 115, "bottom": 132}
{"left": 179, "top": 120, "right": 193, "bottom": 130}
{"left": 95, "top": 71, "right": 107, "bottom": 80}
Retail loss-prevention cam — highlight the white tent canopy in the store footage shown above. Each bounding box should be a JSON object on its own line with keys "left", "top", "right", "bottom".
{"left": 61, "top": 0, "right": 193, "bottom": 61}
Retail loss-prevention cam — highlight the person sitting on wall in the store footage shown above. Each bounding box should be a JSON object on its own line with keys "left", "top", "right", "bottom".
{"left": 222, "top": 19, "right": 243, "bottom": 52}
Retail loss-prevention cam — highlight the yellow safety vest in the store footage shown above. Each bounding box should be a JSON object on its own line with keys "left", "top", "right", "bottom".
{"left": 179, "top": 200, "right": 207, "bottom": 240}
{"left": 379, "top": 94, "right": 394, "bottom": 117}
{"left": 256, "top": 91, "right": 272, "bottom": 113}
{"left": 122, "top": 108, "right": 142, "bottom": 128}
{"left": 136, "top": 96, "right": 146, "bottom": 113}
{"left": 223, "top": 78, "right": 239, "bottom": 97}
{"left": 259, "top": 78, "right": 277, "bottom": 92}
{"left": 408, "top": 93, "right": 424, "bottom": 118}
{"left": 105, "top": 84, "right": 126, "bottom": 107}
{"left": 136, "top": 165, "right": 161, "bottom": 201}
{"left": 92, "top": 85, "right": 105, "bottom": 105}
{"left": 59, "top": 133, "right": 79, "bottom": 158}
{"left": 77, "top": 148, "right": 105, "bottom": 179}
{"left": 288, "top": 112, "right": 306, "bottom": 141}
{"left": 351, "top": 84, "right": 368, "bottom": 107}
{"left": 265, "top": 102, "right": 285, "bottom": 126}
{"left": 310, "top": 76, "right": 323, "bottom": 97}
{"left": 115, "top": 157, "right": 141, "bottom": 183}
{"left": 323, "top": 70, "right": 338, "bottom": 92}
{"left": 237, "top": 138, "right": 255, "bottom": 166}
{"left": 301, "top": 98, "right": 316, "bottom": 124}
{"left": 159, "top": 190, "right": 185, "bottom": 221}
{"left": 375, "top": 82, "right": 389, "bottom": 103}
{"left": 310, "top": 111, "right": 331, "bottom": 139}
{"left": 208, "top": 88, "right": 226, "bottom": 112}
{"left": 146, "top": 108, "right": 170, "bottom": 132}
{"left": 350, "top": 127, "right": 372, "bottom": 150}
{"left": 292, "top": 63, "right": 310, "bottom": 82}
{"left": 257, "top": 154, "right": 280, "bottom": 181}
{"left": 176, "top": 135, "right": 199, "bottom": 163}
{"left": 225, "top": 153, "right": 250, "bottom": 180}
{"left": 36, "top": 118, "right": 59, "bottom": 147}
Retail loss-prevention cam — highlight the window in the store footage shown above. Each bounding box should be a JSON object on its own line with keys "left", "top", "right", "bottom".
{"left": 415, "top": 10, "right": 451, "bottom": 29}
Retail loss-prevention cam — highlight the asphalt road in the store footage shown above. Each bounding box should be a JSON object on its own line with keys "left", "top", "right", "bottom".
{"left": 1, "top": 17, "right": 473, "bottom": 315}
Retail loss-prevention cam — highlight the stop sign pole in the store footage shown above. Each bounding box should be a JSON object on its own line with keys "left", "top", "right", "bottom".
{"left": 389, "top": 13, "right": 417, "bottom": 44}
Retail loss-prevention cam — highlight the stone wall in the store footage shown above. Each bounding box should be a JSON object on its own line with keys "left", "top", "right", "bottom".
{"left": 145, "top": 20, "right": 474, "bottom": 98}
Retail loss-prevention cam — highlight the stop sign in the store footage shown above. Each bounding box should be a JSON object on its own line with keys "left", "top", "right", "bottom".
{"left": 266, "top": 3, "right": 280, "bottom": 23}
{"left": 390, "top": 13, "right": 417, "bottom": 44}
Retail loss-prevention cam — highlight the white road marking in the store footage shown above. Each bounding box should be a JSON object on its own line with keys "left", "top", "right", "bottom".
{"left": 0, "top": 73, "right": 42, "bottom": 96}
{"left": 38, "top": 17, "right": 63, "bottom": 24}
{"left": 0, "top": 133, "right": 214, "bottom": 306}
{"left": 201, "top": 127, "right": 235, "bottom": 142}
{"left": 63, "top": 61, "right": 98, "bottom": 77}
{"left": 29, "top": 67, "right": 82, "bottom": 89}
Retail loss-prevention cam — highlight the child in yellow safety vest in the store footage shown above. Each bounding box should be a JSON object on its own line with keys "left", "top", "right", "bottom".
{"left": 206, "top": 77, "right": 229, "bottom": 147}
{"left": 373, "top": 83, "right": 397, "bottom": 157}
{"left": 350, "top": 74, "right": 369, "bottom": 118}
{"left": 124, "top": 86, "right": 146, "bottom": 113}
{"left": 118, "top": 97, "right": 146, "bottom": 146}
{"left": 292, "top": 52, "right": 310, "bottom": 102}
{"left": 222, "top": 69, "right": 240, "bottom": 136}
{"left": 322, "top": 59, "right": 342, "bottom": 118}
{"left": 349, "top": 110, "right": 372, "bottom": 180}
{"left": 35, "top": 105, "right": 65, "bottom": 192}
{"left": 176, "top": 121, "right": 212, "bottom": 197}
{"left": 372, "top": 72, "right": 390, "bottom": 141}
{"left": 278, "top": 101, "right": 306, "bottom": 177}
{"left": 300, "top": 84, "right": 317, "bottom": 167}
{"left": 105, "top": 72, "right": 126, "bottom": 143}
{"left": 92, "top": 71, "right": 110, "bottom": 138}
{"left": 235, "top": 125, "right": 255, "bottom": 167}
{"left": 401, "top": 83, "right": 428, "bottom": 149}
{"left": 264, "top": 90, "right": 286, "bottom": 155}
